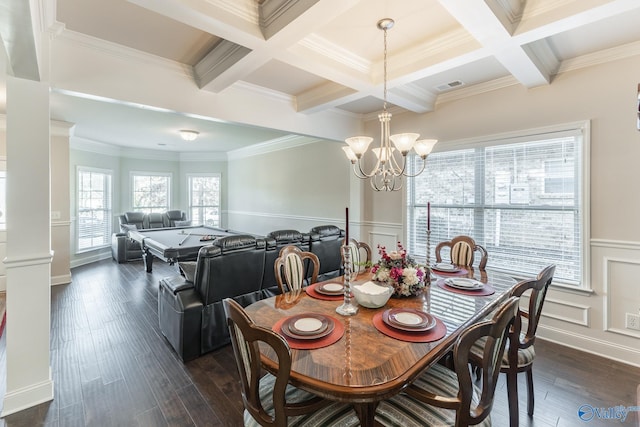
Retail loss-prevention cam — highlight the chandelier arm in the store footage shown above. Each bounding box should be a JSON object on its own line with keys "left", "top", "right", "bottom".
{"left": 387, "top": 149, "right": 408, "bottom": 177}
{"left": 402, "top": 156, "right": 427, "bottom": 178}
{"left": 355, "top": 155, "right": 385, "bottom": 178}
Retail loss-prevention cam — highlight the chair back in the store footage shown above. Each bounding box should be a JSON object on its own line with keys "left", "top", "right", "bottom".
{"left": 223, "top": 298, "right": 293, "bottom": 427}
{"left": 452, "top": 296, "right": 520, "bottom": 426}
{"left": 435, "top": 235, "right": 488, "bottom": 269}
{"left": 510, "top": 264, "right": 555, "bottom": 350}
{"left": 342, "top": 238, "right": 372, "bottom": 274}
{"left": 274, "top": 245, "right": 320, "bottom": 293}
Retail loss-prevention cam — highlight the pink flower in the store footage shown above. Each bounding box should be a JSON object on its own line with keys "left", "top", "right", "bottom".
{"left": 390, "top": 267, "right": 402, "bottom": 281}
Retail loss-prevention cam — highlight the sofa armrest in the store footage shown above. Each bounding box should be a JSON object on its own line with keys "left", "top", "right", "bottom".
{"left": 160, "top": 275, "right": 195, "bottom": 295}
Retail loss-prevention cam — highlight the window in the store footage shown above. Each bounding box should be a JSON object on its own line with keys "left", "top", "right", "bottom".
{"left": 407, "top": 123, "right": 588, "bottom": 287}
{"left": 77, "top": 168, "right": 112, "bottom": 251}
{"left": 188, "top": 174, "right": 221, "bottom": 227}
{"left": 132, "top": 173, "right": 170, "bottom": 213}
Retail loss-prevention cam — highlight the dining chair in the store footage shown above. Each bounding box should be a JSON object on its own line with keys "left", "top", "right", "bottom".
{"left": 373, "top": 296, "right": 520, "bottom": 427}
{"left": 223, "top": 298, "right": 359, "bottom": 426}
{"left": 274, "top": 245, "right": 320, "bottom": 293}
{"left": 436, "top": 235, "right": 488, "bottom": 270}
{"left": 342, "top": 238, "right": 372, "bottom": 274}
{"left": 469, "top": 264, "right": 556, "bottom": 427}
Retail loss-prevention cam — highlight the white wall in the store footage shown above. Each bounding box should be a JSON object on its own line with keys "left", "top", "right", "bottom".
{"left": 227, "top": 139, "right": 353, "bottom": 236}
{"left": 361, "top": 53, "right": 640, "bottom": 366}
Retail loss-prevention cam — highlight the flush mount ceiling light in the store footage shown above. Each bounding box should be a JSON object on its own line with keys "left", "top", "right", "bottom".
{"left": 179, "top": 130, "right": 199, "bottom": 141}
{"left": 342, "top": 18, "right": 437, "bottom": 191}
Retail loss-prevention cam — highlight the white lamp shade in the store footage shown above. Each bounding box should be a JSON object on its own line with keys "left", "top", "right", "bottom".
{"left": 372, "top": 146, "right": 396, "bottom": 162}
{"left": 342, "top": 146, "right": 358, "bottom": 161}
{"left": 345, "top": 136, "right": 373, "bottom": 156}
{"left": 389, "top": 133, "right": 419, "bottom": 153}
{"left": 414, "top": 139, "right": 438, "bottom": 157}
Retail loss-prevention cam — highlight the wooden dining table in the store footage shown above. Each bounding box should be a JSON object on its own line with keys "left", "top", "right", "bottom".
{"left": 243, "top": 267, "right": 517, "bottom": 426}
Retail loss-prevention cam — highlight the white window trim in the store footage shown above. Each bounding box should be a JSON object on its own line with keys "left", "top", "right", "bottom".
{"left": 186, "top": 173, "right": 221, "bottom": 227}
{"left": 76, "top": 165, "right": 113, "bottom": 253}
{"left": 404, "top": 120, "right": 591, "bottom": 290}
{"left": 130, "top": 171, "right": 172, "bottom": 212}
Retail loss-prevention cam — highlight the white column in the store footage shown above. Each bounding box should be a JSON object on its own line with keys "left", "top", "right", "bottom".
{"left": 2, "top": 75, "right": 54, "bottom": 416}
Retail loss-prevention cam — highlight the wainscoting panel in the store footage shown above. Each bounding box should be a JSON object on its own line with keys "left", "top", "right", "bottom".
{"left": 539, "top": 297, "right": 590, "bottom": 327}
{"left": 603, "top": 256, "right": 640, "bottom": 339}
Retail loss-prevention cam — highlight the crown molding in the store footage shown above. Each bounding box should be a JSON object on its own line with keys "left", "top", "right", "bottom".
{"left": 231, "top": 80, "right": 294, "bottom": 104}
{"left": 207, "top": 0, "right": 259, "bottom": 25}
{"left": 259, "top": 0, "right": 319, "bottom": 40}
{"left": 51, "top": 120, "right": 74, "bottom": 137}
{"left": 557, "top": 39, "right": 640, "bottom": 75}
{"left": 227, "top": 134, "right": 323, "bottom": 160}
{"left": 195, "top": 40, "right": 251, "bottom": 89}
{"left": 55, "top": 29, "right": 195, "bottom": 80}
{"left": 179, "top": 151, "right": 227, "bottom": 162}
{"left": 299, "top": 33, "right": 370, "bottom": 75}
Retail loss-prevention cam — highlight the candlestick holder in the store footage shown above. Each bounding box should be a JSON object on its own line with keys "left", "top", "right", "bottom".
{"left": 336, "top": 245, "right": 359, "bottom": 316}
{"left": 426, "top": 229, "right": 432, "bottom": 267}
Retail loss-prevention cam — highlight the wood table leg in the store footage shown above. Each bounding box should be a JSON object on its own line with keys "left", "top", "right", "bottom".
{"left": 353, "top": 402, "right": 379, "bottom": 427}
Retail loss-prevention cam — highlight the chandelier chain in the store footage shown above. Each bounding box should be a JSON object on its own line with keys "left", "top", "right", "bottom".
{"left": 383, "top": 25, "right": 388, "bottom": 112}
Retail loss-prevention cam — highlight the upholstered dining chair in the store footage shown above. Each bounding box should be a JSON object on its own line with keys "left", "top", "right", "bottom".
{"left": 469, "top": 264, "right": 556, "bottom": 427}
{"left": 372, "top": 296, "right": 520, "bottom": 427}
{"left": 274, "top": 245, "right": 320, "bottom": 293}
{"left": 342, "top": 238, "right": 372, "bottom": 274}
{"left": 436, "top": 235, "right": 488, "bottom": 270}
{"left": 223, "top": 298, "right": 359, "bottom": 426}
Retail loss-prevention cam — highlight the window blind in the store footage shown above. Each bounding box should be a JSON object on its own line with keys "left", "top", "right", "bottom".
{"left": 77, "top": 168, "right": 112, "bottom": 251}
{"left": 188, "top": 174, "right": 221, "bottom": 227}
{"left": 407, "top": 128, "right": 584, "bottom": 285}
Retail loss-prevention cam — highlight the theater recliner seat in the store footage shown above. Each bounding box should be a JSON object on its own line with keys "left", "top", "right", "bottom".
{"left": 158, "top": 235, "right": 270, "bottom": 361}
{"left": 309, "top": 225, "right": 345, "bottom": 282}
{"left": 111, "top": 210, "right": 187, "bottom": 263}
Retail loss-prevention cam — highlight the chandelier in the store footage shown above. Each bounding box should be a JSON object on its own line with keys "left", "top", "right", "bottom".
{"left": 342, "top": 18, "right": 437, "bottom": 191}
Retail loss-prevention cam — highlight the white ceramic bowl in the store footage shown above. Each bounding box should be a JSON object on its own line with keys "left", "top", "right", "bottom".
{"left": 352, "top": 281, "right": 394, "bottom": 308}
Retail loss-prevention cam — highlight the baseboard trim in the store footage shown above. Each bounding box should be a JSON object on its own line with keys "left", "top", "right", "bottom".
{"left": 1, "top": 375, "right": 54, "bottom": 417}
{"left": 538, "top": 324, "right": 640, "bottom": 368}
{"left": 51, "top": 273, "right": 72, "bottom": 286}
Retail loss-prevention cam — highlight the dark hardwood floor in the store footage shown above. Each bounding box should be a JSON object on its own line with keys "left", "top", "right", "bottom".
{"left": 0, "top": 258, "right": 638, "bottom": 426}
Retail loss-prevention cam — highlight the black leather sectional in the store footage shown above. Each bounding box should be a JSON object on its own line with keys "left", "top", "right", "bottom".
{"left": 158, "top": 225, "right": 345, "bottom": 361}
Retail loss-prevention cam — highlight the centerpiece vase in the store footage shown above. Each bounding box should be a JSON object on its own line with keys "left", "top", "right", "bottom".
{"left": 336, "top": 245, "right": 359, "bottom": 316}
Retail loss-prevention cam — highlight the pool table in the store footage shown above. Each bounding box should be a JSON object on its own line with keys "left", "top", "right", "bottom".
{"left": 128, "top": 225, "right": 239, "bottom": 272}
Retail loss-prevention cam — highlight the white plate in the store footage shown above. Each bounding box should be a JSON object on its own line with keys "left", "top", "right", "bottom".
{"left": 433, "top": 263, "right": 459, "bottom": 272}
{"left": 445, "top": 278, "right": 484, "bottom": 290}
{"left": 322, "top": 283, "right": 343, "bottom": 292}
{"left": 293, "top": 317, "right": 324, "bottom": 332}
{"left": 393, "top": 312, "right": 424, "bottom": 326}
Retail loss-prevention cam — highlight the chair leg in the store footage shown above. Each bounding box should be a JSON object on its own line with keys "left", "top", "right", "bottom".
{"left": 506, "top": 370, "right": 519, "bottom": 427}
{"left": 526, "top": 367, "right": 535, "bottom": 416}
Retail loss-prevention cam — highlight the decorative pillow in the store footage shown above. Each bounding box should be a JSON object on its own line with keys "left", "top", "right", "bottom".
{"left": 120, "top": 223, "right": 137, "bottom": 233}
{"left": 174, "top": 220, "right": 192, "bottom": 227}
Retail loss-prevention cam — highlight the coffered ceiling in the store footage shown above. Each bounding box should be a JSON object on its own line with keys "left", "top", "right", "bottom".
{"left": 3, "top": 0, "right": 640, "bottom": 153}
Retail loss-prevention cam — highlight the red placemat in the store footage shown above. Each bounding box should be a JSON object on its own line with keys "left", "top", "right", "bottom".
{"left": 273, "top": 315, "right": 345, "bottom": 349}
{"left": 431, "top": 267, "right": 468, "bottom": 277}
{"left": 372, "top": 311, "right": 447, "bottom": 343}
{"left": 305, "top": 283, "right": 346, "bottom": 301}
{"left": 435, "top": 278, "right": 495, "bottom": 296}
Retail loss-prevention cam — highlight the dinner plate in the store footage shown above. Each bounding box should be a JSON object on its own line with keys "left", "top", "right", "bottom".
{"left": 315, "top": 282, "right": 344, "bottom": 295}
{"left": 382, "top": 309, "right": 437, "bottom": 332}
{"left": 432, "top": 263, "right": 460, "bottom": 272}
{"left": 281, "top": 314, "right": 335, "bottom": 340}
{"left": 444, "top": 278, "right": 484, "bottom": 290}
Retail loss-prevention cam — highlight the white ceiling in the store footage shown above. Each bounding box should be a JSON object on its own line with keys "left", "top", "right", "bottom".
{"left": 4, "top": 0, "right": 640, "bottom": 153}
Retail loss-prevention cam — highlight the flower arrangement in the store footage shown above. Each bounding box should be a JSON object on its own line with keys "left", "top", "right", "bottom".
{"left": 371, "top": 242, "right": 428, "bottom": 297}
